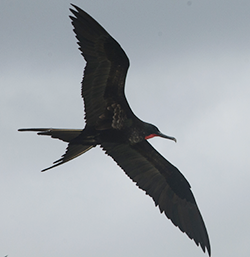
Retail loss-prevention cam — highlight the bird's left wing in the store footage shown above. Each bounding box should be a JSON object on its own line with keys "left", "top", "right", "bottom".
{"left": 101, "top": 140, "right": 211, "bottom": 256}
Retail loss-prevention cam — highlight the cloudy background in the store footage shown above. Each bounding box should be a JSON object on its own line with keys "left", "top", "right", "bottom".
{"left": 1, "top": 0, "right": 250, "bottom": 256}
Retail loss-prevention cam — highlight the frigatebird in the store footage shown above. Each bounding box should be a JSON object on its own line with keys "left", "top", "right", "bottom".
{"left": 19, "top": 4, "right": 211, "bottom": 255}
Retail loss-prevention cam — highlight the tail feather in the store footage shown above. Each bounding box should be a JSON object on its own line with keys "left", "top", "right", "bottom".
{"left": 18, "top": 128, "right": 82, "bottom": 142}
{"left": 18, "top": 128, "right": 95, "bottom": 171}
{"left": 42, "top": 143, "right": 94, "bottom": 172}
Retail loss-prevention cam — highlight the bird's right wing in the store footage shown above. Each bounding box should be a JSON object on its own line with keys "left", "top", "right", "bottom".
{"left": 101, "top": 140, "right": 211, "bottom": 256}
{"left": 70, "top": 5, "right": 132, "bottom": 127}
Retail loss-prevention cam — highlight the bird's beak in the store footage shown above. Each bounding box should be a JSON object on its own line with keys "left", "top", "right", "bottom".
{"left": 157, "top": 131, "right": 177, "bottom": 142}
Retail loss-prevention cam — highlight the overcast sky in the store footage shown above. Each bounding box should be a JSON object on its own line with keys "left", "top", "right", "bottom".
{"left": 1, "top": 0, "right": 250, "bottom": 256}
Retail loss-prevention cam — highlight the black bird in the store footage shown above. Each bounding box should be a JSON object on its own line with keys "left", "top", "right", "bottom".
{"left": 19, "top": 4, "right": 210, "bottom": 255}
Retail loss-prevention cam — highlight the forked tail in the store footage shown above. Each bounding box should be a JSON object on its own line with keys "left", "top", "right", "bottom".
{"left": 18, "top": 128, "right": 95, "bottom": 171}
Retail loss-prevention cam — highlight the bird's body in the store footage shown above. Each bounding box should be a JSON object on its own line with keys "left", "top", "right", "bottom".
{"left": 19, "top": 5, "right": 211, "bottom": 255}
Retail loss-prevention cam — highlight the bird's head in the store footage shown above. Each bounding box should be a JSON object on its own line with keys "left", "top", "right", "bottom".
{"left": 144, "top": 123, "right": 177, "bottom": 142}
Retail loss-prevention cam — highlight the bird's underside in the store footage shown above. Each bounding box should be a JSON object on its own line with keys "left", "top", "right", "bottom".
{"left": 18, "top": 4, "right": 211, "bottom": 256}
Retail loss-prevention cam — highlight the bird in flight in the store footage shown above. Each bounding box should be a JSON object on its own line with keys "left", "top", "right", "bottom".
{"left": 19, "top": 4, "right": 210, "bottom": 255}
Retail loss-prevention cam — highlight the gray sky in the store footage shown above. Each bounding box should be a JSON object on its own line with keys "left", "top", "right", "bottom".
{"left": 1, "top": 0, "right": 250, "bottom": 256}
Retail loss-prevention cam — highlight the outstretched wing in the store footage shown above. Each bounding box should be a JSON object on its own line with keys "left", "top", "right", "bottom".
{"left": 101, "top": 140, "right": 211, "bottom": 256}
{"left": 70, "top": 5, "right": 132, "bottom": 127}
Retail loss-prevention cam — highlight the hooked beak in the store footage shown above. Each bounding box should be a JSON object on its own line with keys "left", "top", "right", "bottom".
{"left": 157, "top": 131, "right": 177, "bottom": 142}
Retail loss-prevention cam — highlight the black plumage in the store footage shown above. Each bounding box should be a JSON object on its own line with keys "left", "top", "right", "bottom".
{"left": 19, "top": 5, "right": 210, "bottom": 255}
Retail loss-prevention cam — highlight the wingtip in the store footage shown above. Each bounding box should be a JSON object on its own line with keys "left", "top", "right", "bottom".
{"left": 199, "top": 236, "right": 211, "bottom": 256}
{"left": 70, "top": 3, "right": 77, "bottom": 8}
{"left": 70, "top": 3, "right": 81, "bottom": 13}
{"left": 207, "top": 245, "right": 211, "bottom": 256}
